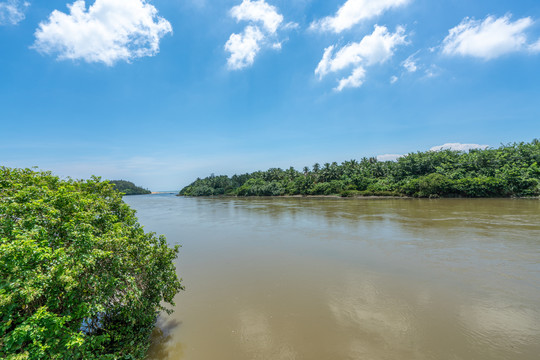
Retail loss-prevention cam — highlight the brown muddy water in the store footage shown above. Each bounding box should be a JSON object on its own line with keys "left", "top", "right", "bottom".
{"left": 123, "top": 195, "right": 540, "bottom": 360}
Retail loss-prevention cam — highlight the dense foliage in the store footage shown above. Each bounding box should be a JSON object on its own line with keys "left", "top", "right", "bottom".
{"left": 109, "top": 180, "right": 151, "bottom": 196}
{"left": 0, "top": 168, "right": 183, "bottom": 359}
{"left": 180, "top": 140, "right": 540, "bottom": 198}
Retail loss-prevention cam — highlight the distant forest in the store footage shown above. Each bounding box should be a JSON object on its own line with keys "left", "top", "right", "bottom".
{"left": 110, "top": 180, "right": 151, "bottom": 195}
{"left": 179, "top": 140, "right": 540, "bottom": 198}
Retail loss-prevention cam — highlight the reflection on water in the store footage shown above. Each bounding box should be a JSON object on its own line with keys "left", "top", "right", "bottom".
{"left": 146, "top": 319, "right": 183, "bottom": 360}
{"left": 123, "top": 196, "right": 540, "bottom": 360}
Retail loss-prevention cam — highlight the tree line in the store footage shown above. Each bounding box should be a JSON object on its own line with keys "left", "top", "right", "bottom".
{"left": 179, "top": 140, "right": 540, "bottom": 198}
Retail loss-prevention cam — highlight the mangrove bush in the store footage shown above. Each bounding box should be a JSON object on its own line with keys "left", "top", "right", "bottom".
{"left": 0, "top": 168, "right": 183, "bottom": 359}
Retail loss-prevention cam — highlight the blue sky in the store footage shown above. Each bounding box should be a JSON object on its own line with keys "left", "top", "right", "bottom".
{"left": 1, "top": 0, "right": 540, "bottom": 190}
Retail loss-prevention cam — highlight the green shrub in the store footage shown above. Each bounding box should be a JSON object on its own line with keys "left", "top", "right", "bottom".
{"left": 401, "top": 173, "right": 453, "bottom": 197}
{"left": 261, "top": 181, "right": 286, "bottom": 196}
{"left": 358, "top": 190, "right": 401, "bottom": 197}
{"left": 236, "top": 178, "right": 265, "bottom": 196}
{"left": 453, "top": 177, "right": 507, "bottom": 197}
{"left": 0, "top": 168, "right": 183, "bottom": 360}
{"left": 309, "top": 180, "right": 344, "bottom": 195}
{"left": 190, "top": 185, "right": 214, "bottom": 196}
{"left": 340, "top": 190, "right": 361, "bottom": 197}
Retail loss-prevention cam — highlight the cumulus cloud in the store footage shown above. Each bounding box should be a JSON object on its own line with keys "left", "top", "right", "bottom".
{"left": 225, "top": 0, "right": 291, "bottom": 70}
{"left": 430, "top": 143, "right": 489, "bottom": 152}
{"left": 377, "top": 154, "right": 403, "bottom": 161}
{"left": 316, "top": 26, "right": 407, "bottom": 77}
{"left": 32, "top": 0, "right": 172, "bottom": 65}
{"left": 442, "top": 15, "right": 537, "bottom": 60}
{"left": 315, "top": 25, "right": 407, "bottom": 91}
{"left": 310, "top": 0, "right": 410, "bottom": 33}
{"left": 230, "top": 0, "right": 282, "bottom": 33}
{"left": 0, "top": 0, "right": 29, "bottom": 25}
{"left": 225, "top": 25, "right": 264, "bottom": 70}
{"left": 390, "top": 75, "right": 398, "bottom": 84}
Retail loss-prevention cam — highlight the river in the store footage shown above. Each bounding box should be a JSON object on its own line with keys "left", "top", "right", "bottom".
{"left": 123, "top": 195, "right": 540, "bottom": 360}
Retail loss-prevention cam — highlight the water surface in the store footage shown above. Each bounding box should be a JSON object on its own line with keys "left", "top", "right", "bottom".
{"left": 123, "top": 195, "right": 540, "bottom": 360}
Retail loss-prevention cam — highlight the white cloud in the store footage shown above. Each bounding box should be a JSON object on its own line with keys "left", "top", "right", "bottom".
{"left": 315, "top": 45, "right": 335, "bottom": 78}
{"left": 336, "top": 66, "right": 366, "bottom": 91}
{"left": 402, "top": 53, "right": 417, "bottom": 72}
{"left": 377, "top": 154, "right": 403, "bottom": 161}
{"left": 310, "top": 0, "right": 410, "bottom": 33}
{"left": 0, "top": 0, "right": 29, "bottom": 25}
{"left": 430, "top": 143, "right": 489, "bottom": 152}
{"left": 315, "top": 25, "right": 407, "bottom": 90}
{"left": 225, "top": 0, "right": 291, "bottom": 70}
{"left": 424, "top": 65, "right": 438, "bottom": 78}
{"left": 442, "top": 15, "right": 536, "bottom": 60}
{"left": 32, "top": 0, "right": 172, "bottom": 66}
{"left": 230, "top": 0, "right": 283, "bottom": 33}
{"left": 378, "top": 144, "right": 489, "bottom": 161}
{"left": 271, "top": 41, "right": 282, "bottom": 50}
{"left": 316, "top": 26, "right": 407, "bottom": 77}
{"left": 282, "top": 21, "right": 299, "bottom": 31}
{"left": 390, "top": 75, "right": 398, "bottom": 84}
{"left": 530, "top": 39, "right": 540, "bottom": 53}
{"left": 225, "top": 25, "right": 264, "bottom": 70}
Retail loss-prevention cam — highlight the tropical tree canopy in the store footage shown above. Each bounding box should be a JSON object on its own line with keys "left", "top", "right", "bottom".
{"left": 179, "top": 140, "right": 540, "bottom": 198}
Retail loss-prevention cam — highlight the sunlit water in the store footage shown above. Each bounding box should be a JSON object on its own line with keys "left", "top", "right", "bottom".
{"left": 123, "top": 195, "right": 540, "bottom": 360}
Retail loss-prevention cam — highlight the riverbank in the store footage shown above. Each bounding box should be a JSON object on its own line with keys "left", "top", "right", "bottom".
{"left": 178, "top": 194, "right": 406, "bottom": 199}
{"left": 177, "top": 194, "right": 540, "bottom": 200}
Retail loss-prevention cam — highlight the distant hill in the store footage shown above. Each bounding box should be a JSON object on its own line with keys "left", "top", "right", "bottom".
{"left": 110, "top": 180, "right": 151, "bottom": 195}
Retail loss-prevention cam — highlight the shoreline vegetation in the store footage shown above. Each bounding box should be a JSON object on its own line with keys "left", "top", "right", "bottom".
{"left": 179, "top": 140, "right": 540, "bottom": 199}
{"left": 0, "top": 169, "right": 183, "bottom": 359}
